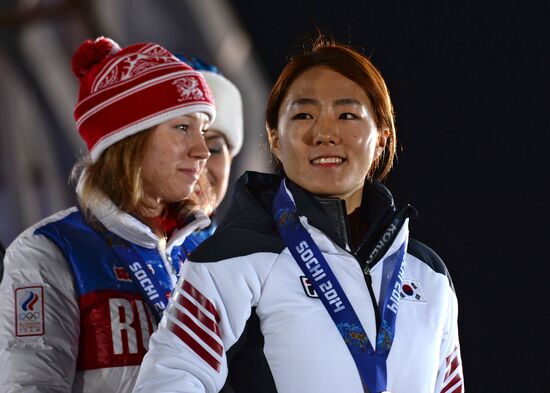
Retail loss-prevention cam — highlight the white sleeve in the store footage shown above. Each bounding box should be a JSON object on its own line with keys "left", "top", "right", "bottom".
{"left": 134, "top": 253, "right": 276, "bottom": 393}
{"left": 0, "top": 232, "right": 80, "bottom": 393}
{"left": 434, "top": 287, "right": 465, "bottom": 393}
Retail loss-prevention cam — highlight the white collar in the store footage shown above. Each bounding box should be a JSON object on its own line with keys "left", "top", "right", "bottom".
{"left": 76, "top": 172, "right": 210, "bottom": 250}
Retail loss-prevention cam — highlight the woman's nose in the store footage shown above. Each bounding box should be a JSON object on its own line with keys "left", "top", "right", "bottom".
{"left": 189, "top": 128, "right": 211, "bottom": 161}
{"left": 312, "top": 117, "right": 340, "bottom": 145}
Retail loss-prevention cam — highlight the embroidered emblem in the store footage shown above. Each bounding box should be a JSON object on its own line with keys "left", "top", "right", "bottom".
{"left": 15, "top": 285, "right": 44, "bottom": 337}
{"left": 113, "top": 266, "right": 132, "bottom": 282}
{"left": 94, "top": 45, "right": 177, "bottom": 91}
{"left": 173, "top": 77, "right": 205, "bottom": 102}
{"left": 400, "top": 279, "right": 426, "bottom": 302}
{"left": 300, "top": 276, "right": 318, "bottom": 298}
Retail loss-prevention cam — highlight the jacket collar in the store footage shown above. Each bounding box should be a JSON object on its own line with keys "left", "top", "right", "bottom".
{"left": 286, "top": 178, "right": 396, "bottom": 253}
{"left": 238, "top": 171, "right": 396, "bottom": 254}
{"left": 76, "top": 173, "right": 210, "bottom": 250}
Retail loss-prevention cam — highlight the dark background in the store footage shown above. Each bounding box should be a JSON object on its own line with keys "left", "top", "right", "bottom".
{"left": 0, "top": 0, "right": 546, "bottom": 390}
{"left": 229, "top": 0, "right": 548, "bottom": 391}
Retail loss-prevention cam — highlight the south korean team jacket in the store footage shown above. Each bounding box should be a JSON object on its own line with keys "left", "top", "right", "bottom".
{"left": 134, "top": 171, "right": 464, "bottom": 393}
{"left": 0, "top": 193, "right": 209, "bottom": 393}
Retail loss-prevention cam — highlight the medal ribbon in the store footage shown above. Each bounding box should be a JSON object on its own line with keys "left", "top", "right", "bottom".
{"left": 273, "top": 180, "right": 408, "bottom": 393}
{"left": 100, "top": 233, "right": 176, "bottom": 324}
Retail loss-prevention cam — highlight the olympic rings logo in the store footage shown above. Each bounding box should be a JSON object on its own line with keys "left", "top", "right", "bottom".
{"left": 19, "top": 312, "right": 40, "bottom": 321}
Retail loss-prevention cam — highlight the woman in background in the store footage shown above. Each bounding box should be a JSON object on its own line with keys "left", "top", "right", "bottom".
{"left": 175, "top": 55, "right": 244, "bottom": 252}
{"left": 0, "top": 36, "right": 216, "bottom": 392}
{"left": 135, "top": 36, "right": 464, "bottom": 393}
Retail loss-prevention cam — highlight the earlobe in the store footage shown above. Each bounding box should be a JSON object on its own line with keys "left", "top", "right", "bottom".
{"left": 376, "top": 129, "right": 389, "bottom": 158}
{"left": 269, "top": 129, "right": 281, "bottom": 160}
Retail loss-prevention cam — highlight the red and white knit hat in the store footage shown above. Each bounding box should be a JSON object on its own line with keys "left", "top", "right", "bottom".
{"left": 72, "top": 37, "right": 216, "bottom": 162}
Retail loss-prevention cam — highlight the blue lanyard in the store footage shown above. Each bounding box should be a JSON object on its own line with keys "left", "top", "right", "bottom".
{"left": 182, "top": 222, "right": 217, "bottom": 257}
{"left": 101, "top": 233, "right": 174, "bottom": 324}
{"left": 273, "top": 180, "right": 408, "bottom": 393}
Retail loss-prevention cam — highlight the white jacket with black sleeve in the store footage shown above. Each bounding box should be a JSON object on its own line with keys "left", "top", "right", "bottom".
{"left": 134, "top": 171, "right": 464, "bottom": 393}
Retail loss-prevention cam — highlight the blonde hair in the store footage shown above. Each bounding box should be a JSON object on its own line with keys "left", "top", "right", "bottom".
{"left": 74, "top": 129, "right": 214, "bottom": 235}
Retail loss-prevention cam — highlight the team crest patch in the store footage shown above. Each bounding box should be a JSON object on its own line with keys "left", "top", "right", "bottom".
{"left": 15, "top": 285, "right": 45, "bottom": 336}
{"left": 300, "top": 276, "right": 318, "bottom": 298}
{"left": 400, "top": 279, "right": 426, "bottom": 302}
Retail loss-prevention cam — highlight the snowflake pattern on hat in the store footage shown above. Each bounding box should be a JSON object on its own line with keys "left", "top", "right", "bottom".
{"left": 94, "top": 44, "right": 179, "bottom": 91}
{"left": 72, "top": 37, "right": 216, "bottom": 162}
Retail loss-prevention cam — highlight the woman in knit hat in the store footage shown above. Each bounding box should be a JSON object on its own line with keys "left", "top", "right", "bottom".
{"left": 0, "top": 37, "right": 216, "bottom": 392}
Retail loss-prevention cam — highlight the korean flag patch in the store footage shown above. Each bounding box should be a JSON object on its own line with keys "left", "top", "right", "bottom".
{"left": 15, "top": 285, "right": 45, "bottom": 337}
{"left": 399, "top": 279, "right": 426, "bottom": 302}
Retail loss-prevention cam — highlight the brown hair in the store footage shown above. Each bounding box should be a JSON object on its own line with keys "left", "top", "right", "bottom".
{"left": 75, "top": 129, "right": 213, "bottom": 235}
{"left": 266, "top": 35, "right": 396, "bottom": 180}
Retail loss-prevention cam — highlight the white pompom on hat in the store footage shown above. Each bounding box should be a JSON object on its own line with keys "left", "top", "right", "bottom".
{"left": 201, "top": 71, "right": 243, "bottom": 157}
{"left": 72, "top": 37, "right": 216, "bottom": 162}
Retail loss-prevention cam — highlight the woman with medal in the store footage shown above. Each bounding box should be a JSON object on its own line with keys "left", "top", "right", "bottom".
{"left": 0, "top": 37, "right": 216, "bottom": 392}
{"left": 135, "top": 36, "right": 464, "bottom": 393}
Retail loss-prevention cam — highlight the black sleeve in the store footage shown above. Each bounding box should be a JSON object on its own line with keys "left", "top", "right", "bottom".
{"left": 408, "top": 238, "right": 455, "bottom": 292}
{"left": 221, "top": 308, "right": 278, "bottom": 393}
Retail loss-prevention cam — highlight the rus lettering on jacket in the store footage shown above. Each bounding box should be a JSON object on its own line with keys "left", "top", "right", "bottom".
{"left": 109, "top": 298, "right": 153, "bottom": 355}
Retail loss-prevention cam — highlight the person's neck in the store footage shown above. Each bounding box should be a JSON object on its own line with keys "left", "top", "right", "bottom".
{"left": 135, "top": 200, "right": 169, "bottom": 236}
{"left": 286, "top": 178, "right": 364, "bottom": 214}
{"left": 337, "top": 187, "right": 363, "bottom": 215}
{"left": 139, "top": 196, "right": 165, "bottom": 218}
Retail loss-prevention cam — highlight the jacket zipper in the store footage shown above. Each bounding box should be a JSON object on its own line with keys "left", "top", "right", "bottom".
{"left": 362, "top": 264, "right": 382, "bottom": 336}
{"left": 350, "top": 205, "right": 415, "bottom": 338}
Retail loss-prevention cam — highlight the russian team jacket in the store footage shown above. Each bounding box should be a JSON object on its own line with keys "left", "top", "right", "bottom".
{"left": 0, "top": 193, "right": 209, "bottom": 393}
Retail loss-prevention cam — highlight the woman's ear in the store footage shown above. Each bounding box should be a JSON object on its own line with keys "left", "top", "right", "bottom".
{"left": 376, "top": 128, "right": 390, "bottom": 158}
{"left": 268, "top": 128, "right": 282, "bottom": 161}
